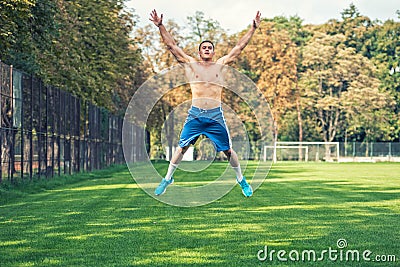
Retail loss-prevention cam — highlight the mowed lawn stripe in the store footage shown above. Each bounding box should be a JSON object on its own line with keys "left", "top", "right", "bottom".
{"left": 0, "top": 163, "right": 399, "bottom": 266}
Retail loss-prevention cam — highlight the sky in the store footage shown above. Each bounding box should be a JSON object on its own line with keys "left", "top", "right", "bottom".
{"left": 126, "top": 0, "right": 399, "bottom": 33}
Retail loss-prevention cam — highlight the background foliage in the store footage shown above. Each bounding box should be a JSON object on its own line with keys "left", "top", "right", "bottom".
{"left": 1, "top": 2, "right": 399, "bottom": 150}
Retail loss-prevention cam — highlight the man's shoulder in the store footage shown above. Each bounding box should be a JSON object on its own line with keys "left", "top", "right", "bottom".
{"left": 215, "top": 56, "right": 226, "bottom": 65}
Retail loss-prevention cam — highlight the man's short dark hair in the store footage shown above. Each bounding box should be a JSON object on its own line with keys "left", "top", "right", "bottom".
{"left": 199, "top": 40, "right": 215, "bottom": 51}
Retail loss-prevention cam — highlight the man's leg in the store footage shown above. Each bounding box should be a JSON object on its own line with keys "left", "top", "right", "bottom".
{"left": 165, "top": 146, "right": 189, "bottom": 181}
{"left": 224, "top": 148, "right": 253, "bottom": 197}
{"left": 155, "top": 146, "right": 190, "bottom": 196}
{"left": 223, "top": 148, "right": 243, "bottom": 182}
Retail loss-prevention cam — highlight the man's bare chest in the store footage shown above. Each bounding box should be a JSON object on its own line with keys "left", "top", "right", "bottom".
{"left": 186, "top": 63, "right": 224, "bottom": 85}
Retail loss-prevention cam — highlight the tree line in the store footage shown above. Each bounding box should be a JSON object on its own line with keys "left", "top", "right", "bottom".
{"left": 1, "top": 2, "right": 399, "bottom": 152}
{"left": 1, "top": 0, "right": 145, "bottom": 114}
{"left": 136, "top": 4, "right": 400, "bottom": 150}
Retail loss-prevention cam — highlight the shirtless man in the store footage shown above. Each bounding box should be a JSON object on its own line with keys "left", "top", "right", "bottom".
{"left": 150, "top": 9, "right": 261, "bottom": 197}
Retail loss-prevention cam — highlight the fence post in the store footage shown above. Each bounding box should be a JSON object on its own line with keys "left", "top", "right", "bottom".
{"left": 57, "top": 89, "right": 61, "bottom": 176}
{"left": 20, "top": 72, "right": 24, "bottom": 180}
{"left": 49, "top": 87, "right": 54, "bottom": 178}
{"left": 44, "top": 83, "right": 49, "bottom": 178}
{"left": 370, "top": 142, "right": 374, "bottom": 158}
{"left": 29, "top": 75, "right": 33, "bottom": 180}
{"left": 9, "top": 65, "right": 13, "bottom": 183}
{"left": 0, "top": 63, "right": 2, "bottom": 183}
{"left": 110, "top": 116, "right": 114, "bottom": 165}
{"left": 84, "top": 101, "right": 88, "bottom": 172}
{"left": 38, "top": 79, "right": 42, "bottom": 179}
{"left": 75, "top": 96, "right": 81, "bottom": 173}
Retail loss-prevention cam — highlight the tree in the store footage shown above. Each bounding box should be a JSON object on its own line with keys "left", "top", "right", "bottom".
{"left": 47, "top": 0, "right": 143, "bottom": 111}
{"left": 0, "top": 0, "right": 34, "bottom": 53}
{"left": 134, "top": 19, "right": 191, "bottom": 158}
{"left": 237, "top": 21, "right": 298, "bottom": 147}
{"left": 266, "top": 15, "right": 311, "bottom": 159}
{"left": 368, "top": 19, "right": 400, "bottom": 141}
{"left": 0, "top": 0, "right": 58, "bottom": 74}
{"left": 312, "top": 4, "right": 399, "bottom": 143}
{"left": 300, "top": 31, "right": 393, "bottom": 157}
{"left": 1, "top": 0, "right": 144, "bottom": 113}
{"left": 0, "top": 0, "right": 35, "bottom": 53}
{"left": 320, "top": 3, "right": 374, "bottom": 57}
{"left": 185, "top": 11, "right": 226, "bottom": 46}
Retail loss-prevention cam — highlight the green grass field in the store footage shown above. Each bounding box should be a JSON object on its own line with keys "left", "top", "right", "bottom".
{"left": 0, "top": 162, "right": 399, "bottom": 266}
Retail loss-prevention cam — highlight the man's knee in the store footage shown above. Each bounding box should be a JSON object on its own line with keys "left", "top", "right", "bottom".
{"left": 224, "top": 148, "right": 233, "bottom": 158}
{"left": 179, "top": 146, "right": 190, "bottom": 154}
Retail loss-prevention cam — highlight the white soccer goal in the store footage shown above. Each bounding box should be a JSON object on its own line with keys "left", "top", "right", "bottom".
{"left": 264, "top": 142, "right": 340, "bottom": 163}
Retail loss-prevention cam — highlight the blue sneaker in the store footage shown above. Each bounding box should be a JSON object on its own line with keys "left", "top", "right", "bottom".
{"left": 154, "top": 178, "right": 174, "bottom": 196}
{"left": 237, "top": 176, "right": 253, "bottom": 197}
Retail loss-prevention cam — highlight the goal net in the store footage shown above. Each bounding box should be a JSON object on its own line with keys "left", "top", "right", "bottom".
{"left": 264, "top": 142, "right": 340, "bottom": 162}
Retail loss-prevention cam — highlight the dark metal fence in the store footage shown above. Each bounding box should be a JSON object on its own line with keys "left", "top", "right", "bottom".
{"left": 0, "top": 62, "right": 144, "bottom": 183}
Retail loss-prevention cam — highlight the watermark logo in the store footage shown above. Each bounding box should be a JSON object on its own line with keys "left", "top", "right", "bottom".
{"left": 336, "top": 238, "right": 347, "bottom": 249}
{"left": 257, "top": 239, "right": 397, "bottom": 263}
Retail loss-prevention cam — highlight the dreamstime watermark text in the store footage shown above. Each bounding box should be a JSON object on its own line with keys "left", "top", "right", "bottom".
{"left": 257, "top": 239, "right": 397, "bottom": 263}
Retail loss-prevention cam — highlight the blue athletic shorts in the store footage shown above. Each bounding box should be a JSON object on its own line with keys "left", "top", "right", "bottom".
{"left": 178, "top": 106, "right": 231, "bottom": 152}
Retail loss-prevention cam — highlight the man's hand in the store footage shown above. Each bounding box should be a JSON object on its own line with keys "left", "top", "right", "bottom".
{"left": 253, "top": 11, "right": 261, "bottom": 29}
{"left": 149, "top": 9, "right": 163, "bottom": 27}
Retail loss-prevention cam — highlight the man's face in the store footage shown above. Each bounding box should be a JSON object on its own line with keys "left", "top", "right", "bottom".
{"left": 198, "top": 42, "right": 214, "bottom": 60}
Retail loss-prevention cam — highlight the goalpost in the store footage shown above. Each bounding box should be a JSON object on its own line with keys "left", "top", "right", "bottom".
{"left": 263, "top": 142, "right": 340, "bottom": 163}
{"left": 264, "top": 146, "right": 309, "bottom": 162}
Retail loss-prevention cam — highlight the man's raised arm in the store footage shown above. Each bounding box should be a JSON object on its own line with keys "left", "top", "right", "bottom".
{"left": 150, "top": 9, "right": 194, "bottom": 64}
{"left": 217, "top": 11, "right": 261, "bottom": 65}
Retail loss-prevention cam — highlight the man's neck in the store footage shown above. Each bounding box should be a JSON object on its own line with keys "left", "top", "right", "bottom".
{"left": 198, "top": 59, "right": 214, "bottom": 65}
